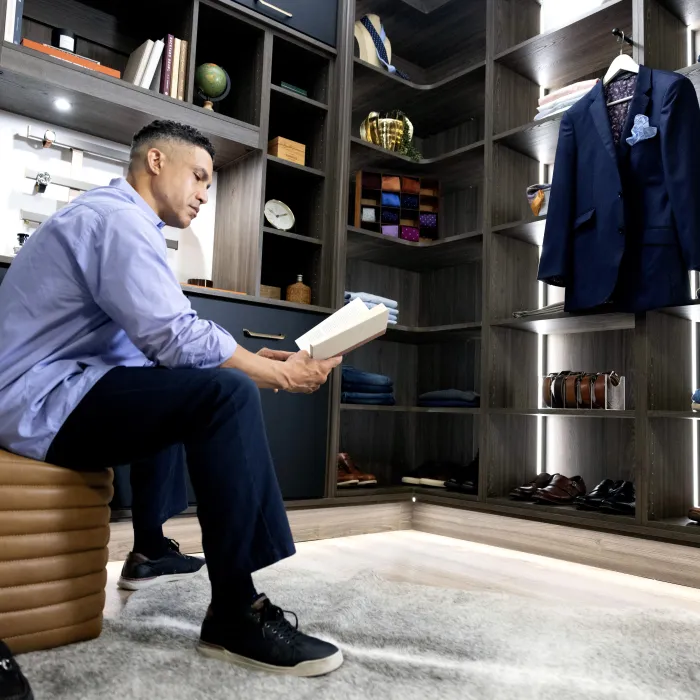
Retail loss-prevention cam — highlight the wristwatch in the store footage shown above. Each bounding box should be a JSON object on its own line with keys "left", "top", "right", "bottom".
{"left": 35, "top": 171, "right": 51, "bottom": 194}
{"left": 42, "top": 129, "right": 56, "bottom": 148}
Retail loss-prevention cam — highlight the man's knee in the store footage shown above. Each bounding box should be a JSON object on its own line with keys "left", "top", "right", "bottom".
{"left": 210, "top": 368, "right": 261, "bottom": 407}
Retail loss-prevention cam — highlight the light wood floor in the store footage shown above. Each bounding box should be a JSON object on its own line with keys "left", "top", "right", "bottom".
{"left": 104, "top": 530, "right": 700, "bottom": 620}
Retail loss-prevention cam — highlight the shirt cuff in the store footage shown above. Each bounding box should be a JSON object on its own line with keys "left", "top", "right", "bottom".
{"left": 198, "top": 327, "right": 238, "bottom": 369}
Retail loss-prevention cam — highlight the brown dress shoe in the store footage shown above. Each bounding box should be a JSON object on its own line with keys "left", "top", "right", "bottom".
{"left": 338, "top": 453, "right": 377, "bottom": 486}
{"left": 337, "top": 459, "right": 359, "bottom": 488}
{"left": 689, "top": 507, "right": 700, "bottom": 523}
{"left": 533, "top": 474, "right": 587, "bottom": 505}
{"left": 509, "top": 473, "right": 553, "bottom": 500}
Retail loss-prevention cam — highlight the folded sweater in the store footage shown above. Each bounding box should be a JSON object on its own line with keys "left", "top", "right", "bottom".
{"left": 344, "top": 291, "right": 399, "bottom": 310}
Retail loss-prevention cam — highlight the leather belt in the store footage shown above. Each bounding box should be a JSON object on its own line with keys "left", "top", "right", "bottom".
{"left": 543, "top": 371, "right": 620, "bottom": 409}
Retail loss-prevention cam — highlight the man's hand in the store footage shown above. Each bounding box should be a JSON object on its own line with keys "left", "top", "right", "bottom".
{"left": 280, "top": 351, "right": 342, "bottom": 393}
{"left": 257, "top": 348, "right": 294, "bottom": 362}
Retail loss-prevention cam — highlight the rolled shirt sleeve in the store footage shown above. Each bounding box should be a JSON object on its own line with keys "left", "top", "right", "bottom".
{"left": 77, "top": 207, "right": 237, "bottom": 368}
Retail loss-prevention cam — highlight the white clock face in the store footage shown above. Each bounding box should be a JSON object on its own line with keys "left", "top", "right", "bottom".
{"left": 264, "top": 199, "right": 295, "bottom": 231}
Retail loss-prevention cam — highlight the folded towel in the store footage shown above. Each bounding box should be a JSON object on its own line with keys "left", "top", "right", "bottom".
{"left": 344, "top": 291, "right": 399, "bottom": 310}
{"left": 342, "top": 392, "right": 396, "bottom": 405}
{"left": 418, "top": 389, "right": 480, "bottom": 402}
{"left": 538, "top": 79, "right": 598, "bottom": 107}
{"left": 342, "top": 366, "right": 393, "bottom": 386}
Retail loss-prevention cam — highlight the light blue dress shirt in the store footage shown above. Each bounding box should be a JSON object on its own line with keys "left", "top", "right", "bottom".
{"left": 0, "top": 178, "right": 237, "bottom": 461}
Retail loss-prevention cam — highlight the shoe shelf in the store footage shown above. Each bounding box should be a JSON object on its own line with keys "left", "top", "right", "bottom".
{"left": 492, "top": 114, "right": 563, "bottom": 165}
{"left": 494, "top": 0, "right": 632, "bottom": 88}
{"left": 489, "top": 408, "right": 635, "bottom": 420}
{"left": 491, "top": 312, "right": 635, "bottom": 335}
{"left": 346, "top": 227, "right": 483, "bottom": 272}
{"left": 340, "top": 405, "right": 480, "bottom": 415}
{"left": 491, "top": 218, "right": 547, "bottom": 247}
{"left": 270, "top": 84, "right": 329, "bottom": 112}
{"left": 486, "top": 498, "right": 637, "bottom": 524}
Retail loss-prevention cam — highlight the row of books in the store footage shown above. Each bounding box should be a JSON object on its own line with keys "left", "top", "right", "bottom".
{"left": 3, "top": 0, "right": 22, "bottom": 43}
{"left": 124, "top": 35, "right": 188, "bottom": 100}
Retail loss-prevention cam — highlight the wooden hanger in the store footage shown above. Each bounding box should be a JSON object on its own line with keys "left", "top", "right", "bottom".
{"left": 603, "top": 30, "right": 639, "bottom": 106}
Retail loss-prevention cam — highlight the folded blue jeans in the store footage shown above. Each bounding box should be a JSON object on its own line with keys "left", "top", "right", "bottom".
{"left": 342, "top": 382, "right": 394, "bottom": 394}
{"left": 342, "top": 392, "right": 396, "bottom": 405}
{"left": 418, "top": 389, "right": 480, "bottom": 402}
{"left": 342, "top": 366, "right": 393, "bottom": 387}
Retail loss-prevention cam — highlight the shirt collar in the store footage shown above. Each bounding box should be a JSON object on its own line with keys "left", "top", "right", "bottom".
{"left": 110, "top": 177, "right": 166, "bottom": 230}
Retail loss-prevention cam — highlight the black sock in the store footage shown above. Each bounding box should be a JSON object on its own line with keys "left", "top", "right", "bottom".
{"left": 211, "top": 573, "right": 258, "bottom": 619}
{"left": 133, "top": 525, "right": 168, "bottom": 559}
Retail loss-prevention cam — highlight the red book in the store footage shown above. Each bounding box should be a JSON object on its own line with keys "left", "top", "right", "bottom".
{"left": 160, "top": 34, "right": 175, "bottom": 95}
{"left": 21, "top": 38, "right": 121, "bottom": 78}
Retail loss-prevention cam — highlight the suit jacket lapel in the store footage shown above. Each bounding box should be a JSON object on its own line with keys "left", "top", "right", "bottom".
{"left": 617, "top": 65, "right": 652, "bottom": 160}
{"left": 589, "top": 82, "right": 618, "bottom": 164}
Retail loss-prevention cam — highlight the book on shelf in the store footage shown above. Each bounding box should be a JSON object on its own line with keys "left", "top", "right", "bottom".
{"left": 123, "top": 39, "right": 153, "bottom": 85}
{"left": 140, "top": 38, "right": 164, "bottom": 89}
{"left": 160, "top": 34, "right": 175, "bottom": 96}
{"left": 20, "top": 39, "right": 121, "bottom": 78}
{"left": 295, "top": 297, "right": 389, "bottom": 360}
{"left": 176, "top": 39, "right": 188, "bottom": 100}
{"left": 170, "top": 38, "right": 181, "bottom": 99}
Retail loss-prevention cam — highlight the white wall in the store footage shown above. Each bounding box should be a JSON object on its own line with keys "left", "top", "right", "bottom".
{"left": 0, "top": 109, "right": 217, "bottom": 283}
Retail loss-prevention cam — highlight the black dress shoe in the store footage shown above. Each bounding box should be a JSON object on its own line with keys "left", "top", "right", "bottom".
{"left": 0, "top": 640, "right": 33, "bottom": 700}
{"left": 575, "top": 479, "right": 623, "bottom": 511}
{"left": 445, "top": 453, "right": 479, "bottom": 494}
{"left": 600, "top": 481, "right": 636, "bottom": 516}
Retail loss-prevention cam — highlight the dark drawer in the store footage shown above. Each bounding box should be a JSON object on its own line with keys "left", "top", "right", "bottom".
{"left": 192, "top": 294, "right": 331, "bottom": 500}
{"left": 229, "top": 0, "right": 337, "bottom": 47}
{"left": 111, "top": 295, "right": 332, "bottom": 511}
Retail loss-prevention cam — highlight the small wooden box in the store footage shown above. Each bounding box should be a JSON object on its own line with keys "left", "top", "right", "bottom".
{"left": 260, "top": 284, "right": 281, "bottom": 300}
{"left": 268, "top": 137, "right": 306, "bottom": 166}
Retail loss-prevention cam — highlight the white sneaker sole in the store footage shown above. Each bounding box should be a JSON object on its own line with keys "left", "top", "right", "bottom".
{"left": 356, "top": 479, "right": 377, "bottom": 486}
{"left": 419, "top": 478, "right": 447, "bottom": 488}
{"left": 337, "top": 479, "right": 359, "bottom": 487}
{"left": 197, "top": 641, "right": 344, "bottom": 677}
{"left": 693, "top": 403, "right": 700, "bottom": 411}
{"left": 402, "top": 477, "right": 421, "bottom": 484}
{"left": 117, "top": 566, "right": 205, "bottom": 591}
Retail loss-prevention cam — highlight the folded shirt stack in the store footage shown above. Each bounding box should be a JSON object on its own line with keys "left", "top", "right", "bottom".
{"left": 417, "top": 389, "right": 480, "bottom": 408}
{"left": 534, "top": 79, "right": 599, "bottom": 121}
{"left": 341, "top": 365, "right": 395, "bottom": 406}
{"left": 344, "top": 291, "right": 399, "bottom": 325}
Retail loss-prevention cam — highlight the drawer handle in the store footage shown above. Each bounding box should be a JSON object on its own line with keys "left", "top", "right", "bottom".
{"left": 243, "top": 329, "right": 286, "bottom": 341}
{"left": 256, "top": 0, "right": 293, "bottom": 17}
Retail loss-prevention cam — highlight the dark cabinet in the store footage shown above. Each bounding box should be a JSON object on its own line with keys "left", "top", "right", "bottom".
{"left": 110, "top": 293, "right": 331, "bottom": 512}
{"left": 228, "top": 0, "right": 338, "bottom": 47}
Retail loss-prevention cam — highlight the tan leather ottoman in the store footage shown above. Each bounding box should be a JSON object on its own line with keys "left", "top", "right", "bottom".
{"left": 0, "top": 449, "right": 113, "bottom": 654}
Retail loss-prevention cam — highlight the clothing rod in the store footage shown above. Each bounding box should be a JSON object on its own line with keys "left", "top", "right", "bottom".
{"left": 20, "top": 126, "right": 129, "bottom": 165}
{"left": 611, "top": 28, "right": 633, "bottom": 46}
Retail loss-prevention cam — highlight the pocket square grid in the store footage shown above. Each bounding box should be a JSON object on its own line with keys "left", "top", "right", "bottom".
{"left": 626, "top": 114, "right": 658, "bottom": 146}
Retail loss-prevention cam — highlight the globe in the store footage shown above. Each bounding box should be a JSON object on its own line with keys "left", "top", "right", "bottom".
{"left": 195, "top": 63, "right": 228, "bottom": 99}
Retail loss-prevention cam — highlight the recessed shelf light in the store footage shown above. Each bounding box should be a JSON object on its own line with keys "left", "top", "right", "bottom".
{"left": 53, "top": 98, "right": 72, "bottom": 112}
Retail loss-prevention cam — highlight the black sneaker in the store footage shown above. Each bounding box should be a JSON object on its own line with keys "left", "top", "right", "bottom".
{"left": 117, "top": 539, "right": 205, "bottom": 591}
{"left": 197, "top": 594, "right": 343, "bottom": 677}
{"left": 0, "top": 641, "right": 33, "bottom": 700}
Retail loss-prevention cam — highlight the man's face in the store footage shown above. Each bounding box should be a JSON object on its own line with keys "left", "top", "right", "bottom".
{"left": 150, "top": 143, "right": 213, "bottom": 228}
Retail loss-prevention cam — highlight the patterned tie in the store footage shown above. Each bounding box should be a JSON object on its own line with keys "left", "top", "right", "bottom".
{"left": 359, "top": 16, "right": 409, "bottom": 80}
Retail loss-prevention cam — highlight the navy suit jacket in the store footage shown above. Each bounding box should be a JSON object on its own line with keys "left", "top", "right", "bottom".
{"left": 538, "top": 65, "right": 700, "bottom": 313}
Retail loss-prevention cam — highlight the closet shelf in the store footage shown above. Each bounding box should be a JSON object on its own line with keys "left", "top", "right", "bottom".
{"left": 346, "top": 226, "right": 482, "bottom": 271}
{"left": 494, "top": 0, "right": 632, "bottom": 88}
{"left": 493, "top": 113, "right": 563, "bottom": 165}
{"left": 384, "top": 322, "right": 482, "bottom": 344}
{"left": 349, "top": 137, "right": 485, "bottom": 187}
{"left": 270, "top": 84, "right": 329, "bottom": 111}
{"left": 336, "top": 485, "right": 416, "bottom": 498}
{"left": 262, "top": 227, "right": 323, "bottom": 245}
{"left": 266, "top": 154, "right": 325, "bottom": 178}
{"left": 0, "top": 41, "right": 259, "bottom": 169}
{"left": 648, "top": 411, "right": 700, "bottom": 420}
{"left": 491, "top": 218, "right": 546, "bottom": 246}
{"left": 352, "top": 58, "right": 486, "bottom": 136}
{"left": 492, "top": 311, "right": 635, "bottom": 335}
{"left": 340, "top": 405, "right": 480, "bottom": 415}
{"left": 487, "top": 498, "right": 637, "bottom": 524}
{"left": 490, "top": 408, "right": 635, "bottom": 419}
{"left": 661, "top": 301, "right": 700, "bottom": 322}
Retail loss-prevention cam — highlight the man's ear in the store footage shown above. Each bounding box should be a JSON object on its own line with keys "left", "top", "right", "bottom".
{"left": 145, "top": 147, "right": 165, "bottom": 175}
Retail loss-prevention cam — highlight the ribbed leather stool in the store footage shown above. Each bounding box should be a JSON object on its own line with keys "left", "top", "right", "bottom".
{"left": 0, "top": 449, "right": 113, "bottom": 654}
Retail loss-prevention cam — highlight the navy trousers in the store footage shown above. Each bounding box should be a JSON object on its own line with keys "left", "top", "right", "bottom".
{"left": 46, "top": 366, "right": 296, "bottom": 593}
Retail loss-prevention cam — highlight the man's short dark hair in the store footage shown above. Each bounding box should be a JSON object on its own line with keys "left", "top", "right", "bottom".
{"left": 130, "top": 120, "right": 215, "bottom": 161}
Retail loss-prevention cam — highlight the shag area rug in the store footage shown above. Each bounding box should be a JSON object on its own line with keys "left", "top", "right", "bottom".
{"left": 18, "top": 563, "right": 700, "bottom": 700}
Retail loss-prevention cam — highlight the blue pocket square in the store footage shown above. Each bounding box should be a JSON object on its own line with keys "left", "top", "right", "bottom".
{"left": 626, "top": 114, "right": 658, "bottom": 146}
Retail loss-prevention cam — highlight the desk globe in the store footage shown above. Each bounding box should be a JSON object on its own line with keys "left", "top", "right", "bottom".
{"left": 194, "top": 63, "right": 231, "bottom": 111}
